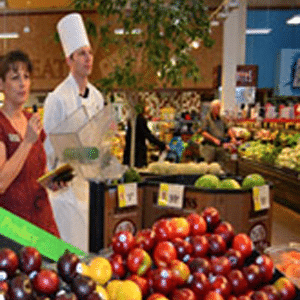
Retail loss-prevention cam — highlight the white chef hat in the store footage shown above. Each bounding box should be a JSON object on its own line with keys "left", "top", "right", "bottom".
{"left": 57, "top": 13, "right": 91, "bottom": 58}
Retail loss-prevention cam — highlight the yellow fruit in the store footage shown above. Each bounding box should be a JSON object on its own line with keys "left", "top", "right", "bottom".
{"left": 115, "top": 280, "right": 142, "bottom": 300}
{"left": 80, "top": 262, "right": 90, "bottom": 276}
{"left": 88, "top": 257, "right": 112, "bottom": 285}
{"left": 106, "top": 280, "right": 123, "bottom": 300}
{"left": 96, "top": 285, "right": 109, "bottom": 300}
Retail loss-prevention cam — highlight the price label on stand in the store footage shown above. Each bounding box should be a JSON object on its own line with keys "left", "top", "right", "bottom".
{"left": 117, "top": 183, "right": 138, "bottom": 208}
{"left": 158, "top": 183, "right": 184, "bottom": 209}
{"left": 252, "top": 185, "right": 270, "bottom": 211}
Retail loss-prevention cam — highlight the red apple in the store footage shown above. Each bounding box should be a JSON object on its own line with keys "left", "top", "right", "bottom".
{"left": 273, "top": 277, "right": 296, "bottom": 300}
{"left": 71, "top": 275, "right": 96, "bottom": 300}
{"left": 54, "top": 291, "right": 78, "bottom": 299}
{"left": 224, "top": 249, "right": 244, "bottom": 269}
{"left": 57, "top": 251, "right": 80, "bottom": 284}
{"left": 211, "top": 256, "right": 231, "bottom": 276}
{"left": 238, "top": 296, "right": 251, "bottom": 300}
{"left": 227, "top": 269, "right": 249, "bottom": 296}
{"left": 250, "top": 291, "right": 269, "bottom": 300}
{"left": 260, "top": 285, "right": 280, "bottom": 300}
{"left": 232, "top": 234, "right": 253, "bottom": 260}
{"left": 188, "top": 273, "right": 210, "bottom": 299}
{"left": 188, "top": 257, "right": 211, "bottom": 276}
{"left": 0, "top": 248, "right": 19, "bottom": 278}
{"left": 214, "top": 221, "right": 235, "bottom": 244}
{"left": 242, "top": 264, "right": 261, "bottom": 290}
{"left": 254, "top": 255, "right": 274, "bottom": 284}
{"left": 208, "top": 234, "right": 227, "bottom": 256}
{"left": 169, "top": 260, "right": 190, "bottom": 286}
{"left": 127, "top": 274, "right": 149, "bottom": 297}
{"left": 147, "top": 293, "right": 169, "bottom": 300}
{"left": 169, "top": 217, "right": 191, "bottom": 239}
{"left": 32, "top": 269, "right": 60, "bottom": 295}
{"left": 152, "top": 268, "right": 176, "bottom": 295}
{"left": 135, "top": 229, "right": 156, "bottom": 252}
{"left": 9, "top": 273, "right": 33, "bottom": 300}
{"left": 171, "top": 288, "right": 196, "bottom": 300}
{"left": 111, "top": 231, "right": 135, "bottom": 257}
{"left": 109, "top": 253, "right": 126, "bottom": 279}
{"left": 204, "top": 291, "right": 225, "bottom": 300}
{"left": 190, "top": 235, "right": 209, "bottom": 258}
{"left": 153, "top": 219, "right": 176, "bottom": 242}
{"left": 202, "top": 207, "right": 221, "bottom": 232}
{"left": 187, "top": 213, "right": 207, "bottom": 236}
{"left": 127, "top": 248, "right": 152, "bottom": 276}
{"left": 172, "top": 238, "right": 193, "bottom": 262}
{"left": 19, "top": 246, "right": 42, "bottom": 275}
{"left": 153, "top": 241, "right": 177, "bottom": 268}
{"left": 209, "top": 275, "right": 232, "bottom": 299}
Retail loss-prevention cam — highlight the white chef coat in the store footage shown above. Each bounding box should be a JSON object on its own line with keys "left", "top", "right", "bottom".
{"left": 43, "top": 73, "right": 104, "bottom": 253}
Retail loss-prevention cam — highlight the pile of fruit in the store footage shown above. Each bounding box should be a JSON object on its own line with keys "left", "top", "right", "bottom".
{"left": 107, "top": 207, "right": 298, "bottom": 300}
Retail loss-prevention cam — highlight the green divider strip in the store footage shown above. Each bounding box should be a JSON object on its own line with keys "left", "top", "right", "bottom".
{"left": 0, "top": 207, "right": 86, "bottom": 261}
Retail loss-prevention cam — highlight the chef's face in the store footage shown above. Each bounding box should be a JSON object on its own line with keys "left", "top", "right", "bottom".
{"left": 0, "top": 62, "right": 31, "bottom": 106}
{"left": 68, "top": 46, "right": 94, "bottom": 78}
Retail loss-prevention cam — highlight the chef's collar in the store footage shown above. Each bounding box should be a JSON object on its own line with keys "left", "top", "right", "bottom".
{"left": 80, "top": 88, "right": 89, "bottom": 98}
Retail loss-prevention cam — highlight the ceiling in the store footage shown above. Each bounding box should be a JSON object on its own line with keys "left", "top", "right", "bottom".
{"left": 2, "top": 0, "right": 300, "bottom": 12}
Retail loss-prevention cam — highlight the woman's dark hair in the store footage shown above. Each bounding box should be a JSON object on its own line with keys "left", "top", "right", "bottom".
{"left": 0, "top": 50, "right": 33, "bottom": 81}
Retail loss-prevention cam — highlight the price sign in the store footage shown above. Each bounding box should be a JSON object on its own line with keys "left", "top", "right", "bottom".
{"left": 158, "top": 183, "right": 184, "bottom": 209}
{"left": 252, "top": 185, "right": 270, "bottom": 211}
{"left": 117, "top": 183, "right": 138, "bottom": 208}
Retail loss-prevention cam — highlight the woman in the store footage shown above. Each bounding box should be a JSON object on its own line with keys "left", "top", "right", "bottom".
{"left": 0, "top": 50, "right": 60, "bottom": 237}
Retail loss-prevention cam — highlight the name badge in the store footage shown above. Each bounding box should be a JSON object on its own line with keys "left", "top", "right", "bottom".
{"left": 8, "top": 134, "right": 20, "bottom": 142}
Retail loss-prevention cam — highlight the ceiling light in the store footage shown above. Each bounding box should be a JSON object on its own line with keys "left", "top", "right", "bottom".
{"left": 0, "top": 32, "right": 19, "bottom": 39}
{"left": 210, "top": 20, "right": 220, "bottom": 27}
{"left": 286, "top": 15, "right": 300, "bottom": 25}
{"left": 114, "top": 28, "right": 142, "bottom": 35}
{"left": 191, "top": 41, "right": 200, "bottom": 49}
{"left": 246, "top": 28, "right": 272, "bottom": 35}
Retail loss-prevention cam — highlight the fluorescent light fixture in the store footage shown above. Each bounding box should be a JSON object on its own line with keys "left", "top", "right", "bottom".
{"left": 286, "top": 15, "right": 300, "bottom": 25}
{"left": 0, "top": 32, "right": 19, "bottom": 39}
{"left": 246, "top": 28, "right": 272, "bottom": 35}
{"left": 114, "top": 28, "right": 142, "bottom": 35}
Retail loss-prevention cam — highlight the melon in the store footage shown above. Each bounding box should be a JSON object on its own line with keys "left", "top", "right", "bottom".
{"left": 194, "top": 174, "right": 220, "bottom": 189}
{"left": 219, "top": 178, "right": 241, "bottom": 190}
{"left": 242, "top": 173, "right": 266, "bottom": 189}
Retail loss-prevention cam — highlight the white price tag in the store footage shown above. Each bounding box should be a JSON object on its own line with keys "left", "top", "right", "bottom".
{"left": 117, "top": 183, "right": 138, "bottom": 208}
{"left": 158, "top": 183, "right": 184, "bottom": 209}
{"left": 252, "top": 185, "right": 270, "bottom": 211}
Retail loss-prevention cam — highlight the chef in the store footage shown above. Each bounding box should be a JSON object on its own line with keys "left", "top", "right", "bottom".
{"left": 43, "top": 13, "right": 105, "bottom": 252}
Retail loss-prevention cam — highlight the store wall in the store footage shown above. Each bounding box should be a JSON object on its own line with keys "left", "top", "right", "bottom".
{"left": 246, "top": 9, "right": 300, "bottom": 89}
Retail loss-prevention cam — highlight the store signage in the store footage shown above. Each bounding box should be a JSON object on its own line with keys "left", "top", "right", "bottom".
{"left": 158, "top": 183, "right": 184, "bottom": 209}
{"left": 252, "top": 185, "right": 270, "bottom": 211}
{"left": 117, "top": 183, "right": 138, "bottom": 208}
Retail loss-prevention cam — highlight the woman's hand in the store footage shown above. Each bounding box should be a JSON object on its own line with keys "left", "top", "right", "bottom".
{"left": 24, "top": 113, "right": 42, "bottom": 144}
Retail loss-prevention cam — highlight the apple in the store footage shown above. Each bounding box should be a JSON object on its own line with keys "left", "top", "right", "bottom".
{"left": 224, "top": 249, "right": 244, "bottom": 269}
{"left": 201, "top": 207, "right": 221, "bottom": 232}
{"left": 242, "top": 264, "right": 261, "bottom": 290}
{"left": 127, "top": 248, "right": 152, "bottom": 276}
{"left": 172, "top": 238, "right": 193, "bottom": 262}
{"left": 57, "top": 251, "right": 80, "bottom": 284}
{"left": 19, "top": 246, "right": 42, "bottom": 275}
{"left": 250, "top": 291, "right": 269, "bottom": 300}
{"left": 227, "top": 269, "right": 248, "bottom": 296}
{"left": 153, "top": 219, "right": 175, "bottom": 242}
{"left": 204, "top": 291, "right": 225, "bottom": 300}
{"left": 232, "top": 234, "right": 253, "bottom": 260}
{"left": 169, "top": 217, "right": 191, "bottom": 239}
{"left": 208, "top": 234, "right": 227, "bottom": 256}
{"left": 135, "top": 229, "right": 156, "bottom": 252}
{"left": 169, "top": 260, "right": 190, "bottom": 286}
{"left": 214, "top": 221, "right": 235, "bottom": 245}
{"left": 237, "top": 296, "right": 251, "bottom": 300}
{"left": 187, "top": 213, "right": 207, "bottom": 236}
{"left": 86, "top": 292, "right": 102, "bottom": 300}
{"left": 260, "top": 285, "right": 280, "bottom": 300}
{"left": 127, "top": 274, "right": 149, "bottom": 297}
{"left": 151, "top": 267, "right": 176, "bottom": 295}
{"left": 111, "top": 231, "right": 135, "bottom": 257}
{"left": 209, "top": 275, "right": 232, "bottom": 299}
{"left": 0, "top": 248, "right": 19, "bottom": 278}
{"left": 109, "top": 253, "right": 126, "bottom": 279}
{"left": 254, "top": 255, "right": 274, "bottom": 284}
{"left": 71, "top": 275, "right": 96, "bottom": 300}
{"left": 0, "top": 280, "right": 9, "bottom": 294}
{"left": 9, "top": 273, "right": 33, "bottom": 300}
{"left": 32, "top": 269, "right": 60, "bottom": 295}
{"left": 171, "top": 288, "right": 196, "bottom": 300}
{"left": 153, "top": 241, "right": 177, "bottom": 268}
{"left": 211, "top": 256, "right": 231, "bottom": 276}
{"left": 273, "top": 277, "right": 296, "bottom": 300}
{"left": 147, "top": 293, "right": 169, "bottom": 300}
{"left": 188, "top": 273, "right": 210, "bottom": 299}
{"left": 54, "top": 291, "right": 78, "bottom": 299}
{"left": 190, "top": 235, "right": 209, "bottom": 258}
{"left": 188, "top": 257, "right": 211, "bottom": 276}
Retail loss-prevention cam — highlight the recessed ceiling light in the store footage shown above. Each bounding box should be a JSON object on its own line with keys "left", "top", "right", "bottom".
{"left": 0, "top": 32, "right": 19, "bottom": 39}
{"left": 286, "top": 15, "right": 300, "bottom": 25}
{"left": 246, "top": 28, "right": 272, "bottom": 35}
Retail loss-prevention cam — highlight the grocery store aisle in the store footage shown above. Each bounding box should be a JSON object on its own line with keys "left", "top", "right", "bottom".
{"left": 271, "top": 202, "right": 300, "bottom": 246}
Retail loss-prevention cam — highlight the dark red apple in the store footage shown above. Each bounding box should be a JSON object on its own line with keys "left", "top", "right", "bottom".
{"left": 127, "top": 248, "right": 152, "bottom": 276}
{"left": 232, "top": 234, "right": 253, "bottom": 260}
{"left": 242, "top": 264, "right": 261, "bottom": 290}
{"left": 153, "top": 241, "right": 177, "bottom": 268}
{"left": 71, "top": 275, "right": 96, "bottom": 300}
{"left": 0, "top": 248, "right": 19, "bottom": 277}
{"left": 188, "top": 273, "right": 210, "bottom": 299}
{"left": 153, "top": 219, "right": 175, "bottom": 242}
{"left": 127, "top": 274, "right": 149, "bottom": 297}
{"left": 57, "top": 251, "right": 80, "bottom": 284}
{"left": 250, "top": 291, "right": 269, "bottom": 300}
{"left": 187, "top": 213, "right": 207, "bottom": 236}
{"left": 201, "top": 207, "right": 221, "bottom": 232}
{"left": 109, "top": 253, "right": 126, "bottom": 279}
{"left": 208, "top": 234, "right": 227, "bottom": 256}
{"left": 172, "top": 238, "right": 193, "bottom": 262}
{"left": 214, "top": 221, "right": 235, "bottom": 244}
{"left": 86, "top": 291, "right": 102, "bottom": 300}
{"left": 171, "top": 288, "right": 196, "bottom": 300}
{"left": 54, "top": 291, "right": 78, "bottom": 299}
{"left": 211, "top": 256, "right": 231, "bottom": 276}
{"left": 254, "top": 255, "right": 274, "bottom": 284}
{"left": 32, "top": 269, "right": 60, "bottom": 295}
{"left": 260, "top": 285, "right": 280, "bottom": 300}
{"left": 209, "top": 275, "right": 232, "bottom": 299}
{"left": 152, "top": 267, "right": 176, "bottom": 295}
{"left": 227, "top": 269, "right": 248, "bottom": 296}
{"left": 135, "top": 229, "right": 156, "bottom": 252}
{"left": 273, "top": 277, "right": 296, "bottom": 300}
{"left": 188, "top": 257, "right": 211, "bottom": 276}
{"left": 190, "top": 235, "right": 209, "bottom": 258}
{"left": 147, "top": 293, "right": 169, "bottom": 300}
{"left": 19, "top": 246, "right": 42, "bottom": 275}
{"left": 9, "top": 273, "right": 33, "bottom": 300}
{"left": 0, "top": 280, "right": 9, "bottom": 294}
{"left": 111, "top": 231, "right": 135, "bottom": 257}
{"left": 224, "top": 248, "right": 244, "bottom": 269}
{"left": 204, "top": 291, "right": 225, "bottom": 300}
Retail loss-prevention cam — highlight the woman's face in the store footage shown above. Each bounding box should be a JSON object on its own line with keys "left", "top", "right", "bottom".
{"left": 1, "top": 62, "right": 31, "bottom": 106}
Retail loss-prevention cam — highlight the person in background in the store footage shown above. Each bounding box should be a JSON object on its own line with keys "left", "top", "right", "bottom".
{"left": 199, "top": 99, "right": 237, "bottom": 164}
{"left": 123, "top": 104, "right": 170, "bottom": 168}
{"left": 43, "top": 13, "right": 104, "bottom": 252}
{"left": 0, "top": 50, "right": 60, "bottom": 237}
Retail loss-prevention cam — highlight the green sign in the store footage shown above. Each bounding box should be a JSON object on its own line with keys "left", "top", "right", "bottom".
{"left": 0, "top": 208, "right": 86, "bottom": 262}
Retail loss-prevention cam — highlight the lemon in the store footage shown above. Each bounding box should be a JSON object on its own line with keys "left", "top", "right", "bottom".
{"left": 79, "top": 262, "right": 90, "bottom": 276}
{"left": 96, "top": 284, "right": 109, "bottom": 300}
{"left": 88, "top": 257, "right": 112, "bottom": 285}
{"left": 106, "top": 280, "right": 123, "bottom": 300}
{"left": 115, "top": 280, "right": 142, "bottom": 300}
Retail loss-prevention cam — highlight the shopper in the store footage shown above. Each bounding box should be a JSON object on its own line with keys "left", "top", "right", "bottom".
{"left": 0, "top": 50, "right": 60, "bottom": 237}
{"left": 43, "top": 13, "right": 104, "bottom": 251}
{"left": 199, "top": 99, "right": 237, "bottom": 163}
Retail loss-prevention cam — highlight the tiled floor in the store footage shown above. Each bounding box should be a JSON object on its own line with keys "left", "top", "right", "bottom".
{"left": 271, "top": 201, "right": 300, "bottom": 246}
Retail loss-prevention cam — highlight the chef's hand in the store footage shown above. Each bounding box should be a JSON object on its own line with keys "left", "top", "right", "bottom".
{"left": 24, "top": 113, "right": 42, "bottom": 144}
